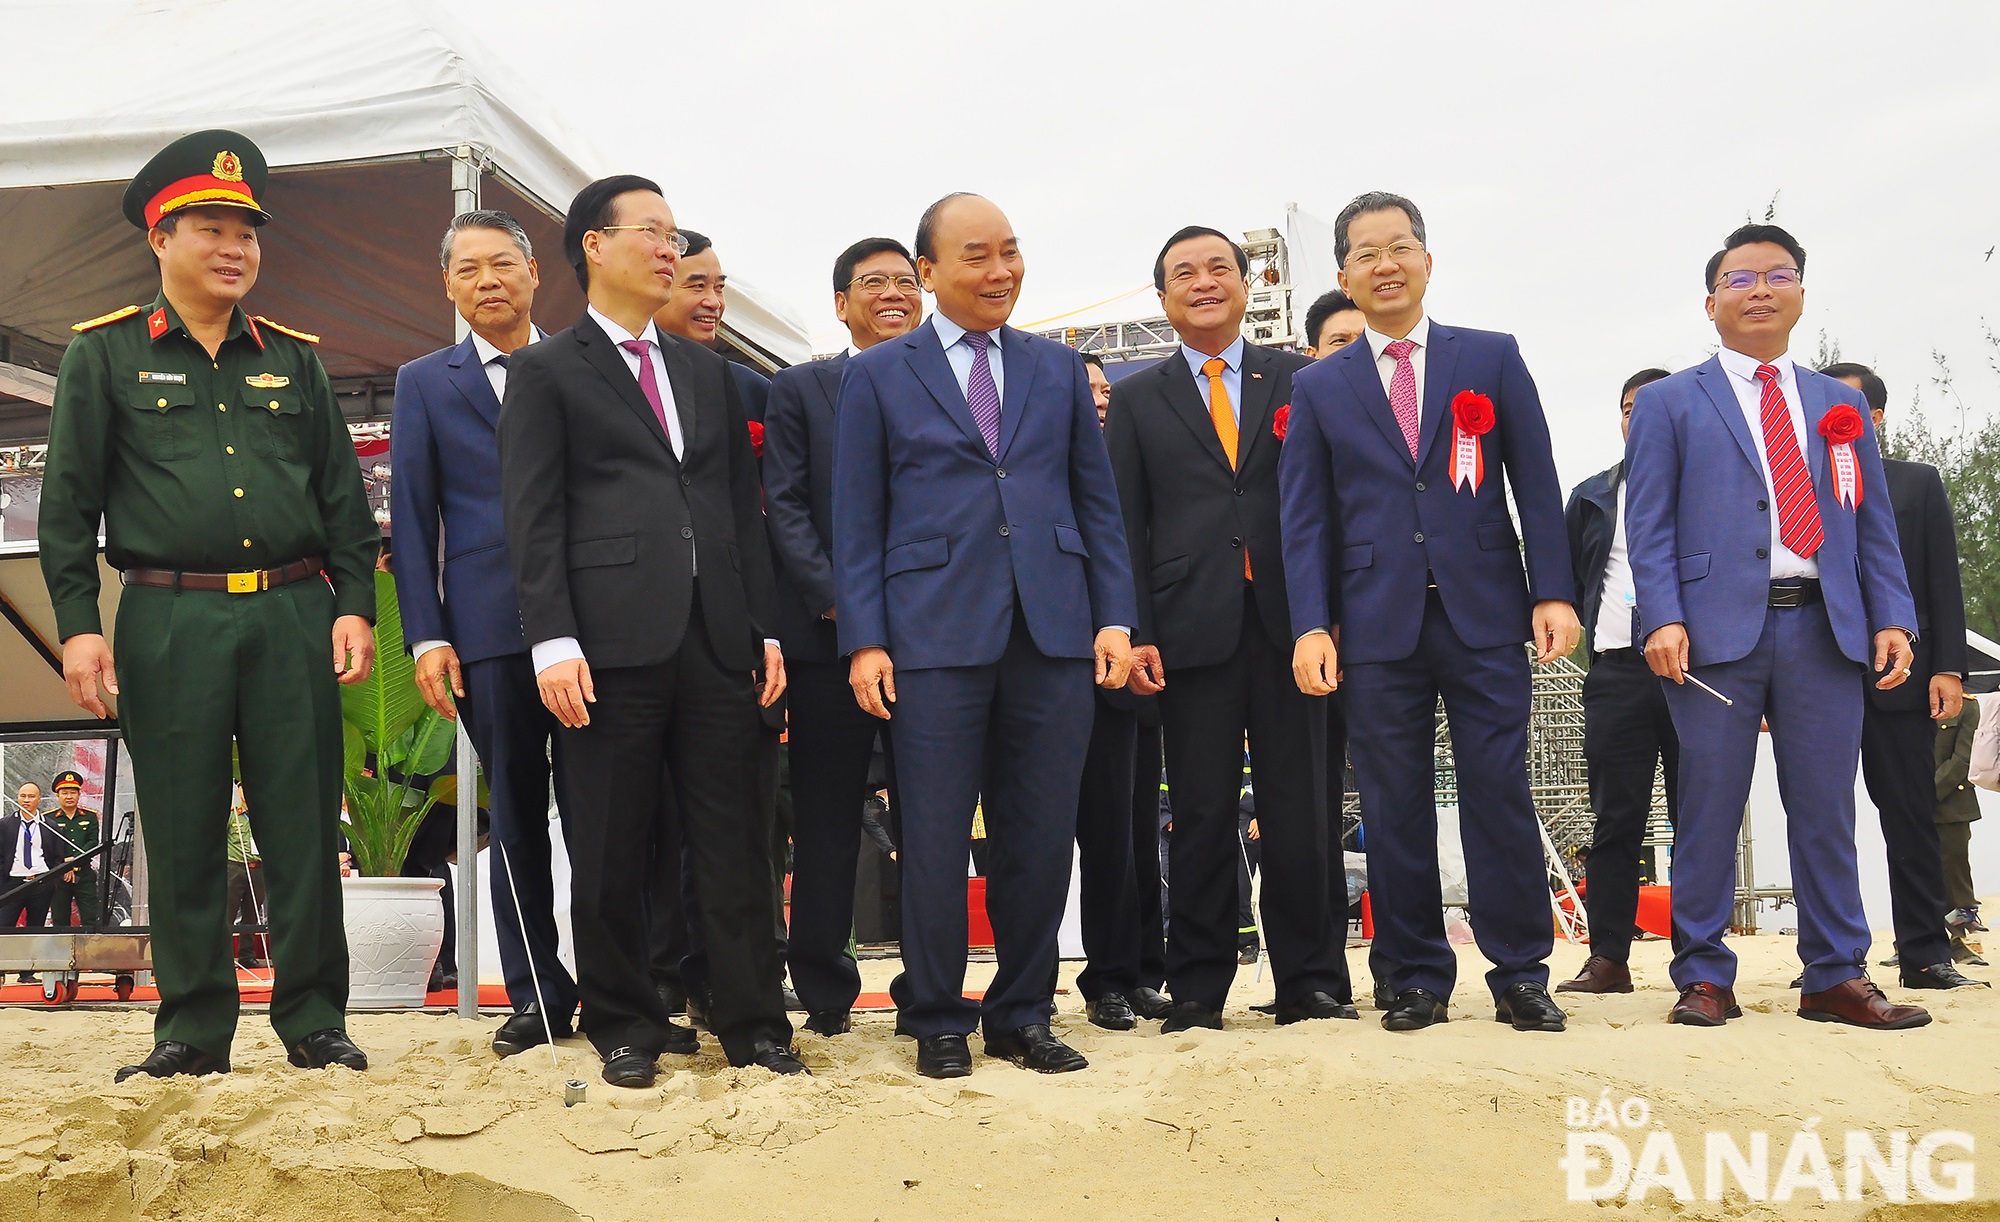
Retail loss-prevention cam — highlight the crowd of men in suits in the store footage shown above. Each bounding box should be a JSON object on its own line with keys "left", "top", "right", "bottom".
{"left": 388, "top": 181, "right": 1987, "bottom": 1089}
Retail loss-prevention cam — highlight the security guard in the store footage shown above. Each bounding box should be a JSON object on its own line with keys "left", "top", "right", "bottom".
{"left": 38, "top": 130, "right": 379, "bottom": 1082}
{"left": 44, "top": 770, "right": 101, "bottom": 928}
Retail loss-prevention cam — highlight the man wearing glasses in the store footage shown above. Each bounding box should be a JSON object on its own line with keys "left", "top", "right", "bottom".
{"left": 1624, "top": 224, "right": 1928, "bottom": 1029}
{"left": 764, "top": 238, "right": 923, "bottom": 1036}
{"left": 1278, "top": 191, "right": 1580, "bottom": 1035}
{"left": 498, "top": 175, "right": 803, "bottom": 1083}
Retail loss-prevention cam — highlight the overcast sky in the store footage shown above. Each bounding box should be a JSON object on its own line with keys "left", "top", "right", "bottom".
{"left": 466, "top": 0, "right": 2000, "bottom": 488}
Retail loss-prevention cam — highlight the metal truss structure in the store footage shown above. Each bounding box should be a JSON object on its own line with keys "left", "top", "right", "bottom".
{"left": 1034, "top": 227, "right": 1301, "bottom": 362}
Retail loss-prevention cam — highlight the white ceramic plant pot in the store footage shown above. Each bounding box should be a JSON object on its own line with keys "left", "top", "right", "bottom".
{"left": 340, "top": 875, "right": 445, "bottom": 1009}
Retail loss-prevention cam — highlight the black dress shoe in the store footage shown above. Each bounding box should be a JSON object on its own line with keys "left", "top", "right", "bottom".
{"left": 660, "top": 1018, "right": 701, "bottom": 1055}
{"left": 114, "top": 1041, "right": 230, "bottom": 1083}
{"left": 1494, "top": 982, "right": 1567, "bottom": 1032}
{"left": 493, "top": 1003, "right": 574, "bottom": 1057}
{"left": 1158, "top": 1001, "right": 1224, "bottom": 1034}
{"left": 654, "top": 981, "right": 688, "bottom": 1016}
{"left": 287, "top": 1028, "right": 368, "bottom": 1071}
{"left": 427, "top": 968, "right": 459, "bottom": 993}
{"left": 1372, "top": 981, "right": 1394, "bottom": 1011}
{"left": 1901, "top": 962, "right": 1990, "bottom": 990}
{"left": 1275, "top": 991, "right": 1360, "bottom": 1024}
{"left": 1085, "top": 993, "right": 1137, "bottom": 1031}
{"left": 915, "top": 1033, "right": 973, "bottom": 1079}
{"left": 1127, "top": 986, "right": 1174, "bottom": 1021}
{"left": 984, "top": 1023, "right": 1088, "bottom": 1072}
{"left": 781, "top": 987, "right": 804, "bottom": 1011}
{"left": 745, "top": 1038, "right": 810, "bottom": 1075}
{"left": 601, "top": 1046, "right": 657, "bottom": 1088}
{"left": 802, "top": 1009, "right": 852, "bottom": 1036}
{"left": 1381, "top": 988, "right": 1448, "bottom": 1032}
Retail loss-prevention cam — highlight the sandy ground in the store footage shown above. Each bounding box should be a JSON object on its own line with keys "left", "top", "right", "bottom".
{"left": 1, "top": 928, "right": 1997, "bottom": 1222}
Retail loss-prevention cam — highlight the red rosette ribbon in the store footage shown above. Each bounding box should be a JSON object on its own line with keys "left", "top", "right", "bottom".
{"left": 1273, "top": 403, "right": 1290, "bottom": 441}
{"left": 1448, "top": 390, "right": 1494, "bottom": 493}
{"left": 747, "top": 419, "right": 766, "bottom": 457}
{"left": 1819, "top": 403, "right": 1865, "bottom": 508}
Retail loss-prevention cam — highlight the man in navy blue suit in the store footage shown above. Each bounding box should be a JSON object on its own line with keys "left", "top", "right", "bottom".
{"left": 390, "top": 209, "right": 579, "bottom": 1057}
{"left": 765, "top": 237, "right": 923, "bottom": 1036}
{"left": 1624, "top": 224, "right": 1930, "bottom": 1030}
{"left": 1279, "top": 191, "right": 1580, "bottom": 1034}
{"left": 834, "top": 193, "right": 1137, "bottom": 1078}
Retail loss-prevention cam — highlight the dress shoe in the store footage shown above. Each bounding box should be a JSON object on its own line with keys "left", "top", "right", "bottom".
{"left": 114, "top": 1041, "right": 230, "bottom": 1083}
{"left": 287, "top": 1028, "right": 368, "bottom": 1071}
{"left": 1237, "top": 945, "right": 1260, "bottom": 966}
{"left": 1799, "top": 978, "right": 1932, "bottom": 1030}
{"left": 1555, "top": 955, "right": 1633, "bottom": 994}
{"left": 684, "top": 986, "right": 714, "bottom": 1032}
{"left": 781, "top": 987, "right": 804, "bottom": 1011}
{"left": 1901, "top": 962, "right": 1989, "bottom": 990}
{"left": 1127, "top": 986, "right": 1174, "bottom": 1021}
{"left": 915, "top": 1033, "right": 972, "bottom": 1079}
{"left": 427, "top": 967, "right": 458, "bottom": 993}
{"left": 1372, "top": 980, "right": 1394, "bottom": 1011}
{"left": 984, "top": 1024, "right": 1088, "bottom": 1073}
{"left": 1495, "top": 982, "right": 1567, "bottom": 1032}
{"left": 1085, "top": 993, "right": 1137, "bottom": 1031}
{"left": 745, "top": 1038, "right": 810, "bottom": 1075}
{"left": 1789, "top": 974, "right": 1806, "bottom": 989}
{"left": 660, "top": 1018, "right": 701, "bottom": 1056}
{"left": 655, "top": 980, "right": 687, "bottom": 1016}
{"left": 1668, "top": 981, "right": 1740, "bottom": 1026}
{"left": 1381, "top": 988, "right": 1448, "bottom": 1032}
{"left": 1159, "top": 1001, "right": 1224, "bottom": 1033}
{"left": 493, "top": 1002, "right": 574, "bottom": 1057}
{"left": 601, "top": 1046, "right": 657, "bottom": 1088}
{"left": 1275, "top": 991, "right": 1359, "bottom": 1024}
{"left": 802, "top": 1009, "right": 852, "bottom": 1036}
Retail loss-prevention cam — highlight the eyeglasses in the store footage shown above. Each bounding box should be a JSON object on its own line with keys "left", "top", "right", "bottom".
{"left": 1713, "top": 267, "right": 1801, "bottom": 291}
{"left": 597, "top": 224, "right": 690, "bottom": 255}
{"left": 1343, "top": 239, "right": 1425, "bottom": 269}
{"left": 849, "top": 273, "right": 920, "bottom": 294}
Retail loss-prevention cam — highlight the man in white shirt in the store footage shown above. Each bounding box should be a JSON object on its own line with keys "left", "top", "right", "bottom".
{"left": 1, "top": 782, "right": 55, "bottom": 933}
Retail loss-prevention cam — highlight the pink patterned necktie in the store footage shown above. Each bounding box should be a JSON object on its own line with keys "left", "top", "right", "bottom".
{"left": 1384, "top": 338, "right": 1420, "bottom": 458}
{"left": 619, "top": 338, "right": 671, "bottom": 436}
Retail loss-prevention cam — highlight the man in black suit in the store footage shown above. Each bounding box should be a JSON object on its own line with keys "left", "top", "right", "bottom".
{"left": 1106, "top": 226, "right": 1350, "bottom": 1032}
{"left": 499, "top": 174, "right": 804, "bottom": 1085}
{"left": 1558, "top": 368, "right": 1681, "bottom": 994}
{"left": 765, "top": 237, "right": 923, "bottom": 1035}
{"left": 1823, "top": 362, "right": 1984, "bottom": 990}
{"left": 2, "top": 782, "right": 57, "bottom": 931}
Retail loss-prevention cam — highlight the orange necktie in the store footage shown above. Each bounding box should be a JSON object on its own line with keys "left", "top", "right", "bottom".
{"left": 1203, "top": 358, "right": 1250, "bottom": 580}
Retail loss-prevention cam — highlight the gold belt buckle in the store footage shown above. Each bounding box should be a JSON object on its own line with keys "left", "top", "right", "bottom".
{"left": 226, "top": 569, "right": 266, "bottom": 594}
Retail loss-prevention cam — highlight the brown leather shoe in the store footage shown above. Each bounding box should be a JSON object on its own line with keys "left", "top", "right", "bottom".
{"left": 1668, "top": 982, "right": 1741, "bottom": 1026}
{"left": 1556, "top": 955, "right": 1634, "bottom": 994}
{"left": 1798, "top": 977, "right": 1931, "bottom": 1030}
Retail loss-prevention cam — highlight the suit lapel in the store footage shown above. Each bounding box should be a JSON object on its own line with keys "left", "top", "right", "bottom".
{"left": 1694, "top": 358, "right": 1763, "bottom": 477}
{"left": 902, "top": 320, "right": 991, "bottom": 456}
{"left": 1162, "top": 351, "right": 1236, "bottom": 473}
{"left": 444, "top": 334, "right": 502, "bottom": 428}
{"left": 1234, "top": 346, "right": 1280, "bottom": 471}
{"left": 1414, "top": 324, "right": 1460, "bottom": 472}
{"left": 576, "top": 313, "right": 675, "bottom": 455}
{"left": 811, "top": 354, "right": 845, "bottom": 418}
{"left": 1338, "top": 342, "right": 1411, "bottom": 467}
{"left": 996, "top": 327, "right": 1037, "bottom": 460}
{"left": 660, "top": 334, "right": 700, "bottom": 463}
{"left": 1795, "top": 366, "right": 1831, "bottom": 491}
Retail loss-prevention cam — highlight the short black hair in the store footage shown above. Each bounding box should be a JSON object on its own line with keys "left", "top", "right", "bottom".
{"left": 1704, "top": 223, "right": 1807, "bottom": 291}
{"left": 1303, "top": 289, "right": 1362, "bottom": 349}
{"left": 1820, "top": 361, "right": 1888, "bottom": 415}
{"left": 1622, "top": 367, "right": 1671, "bottom": 405}
{"left": 914, "top": 192, "right": 979, "bottom": 262}
{"left": 1152, "top": 226, "right": 1249, "bottom": 293}
{"left": 833, "top": 237, "right": 915, "bottom": 295}
{"left": 678, "top": 229, "right": 713, "bottom": 260}
{"left": 564, "top": 173, "right": 663, "bottom": 291}
{"left": 1334, "top": 191, "right": 1426, "bottom": 265}
{"left": 1080, "top": 352, "right": 1104, "bottom": 372}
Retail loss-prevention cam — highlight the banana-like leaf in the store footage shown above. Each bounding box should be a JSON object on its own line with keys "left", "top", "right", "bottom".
{"left": 426, "top": 770, "right": 490, "bottom": 812}
{"left": 338, "top": 569, "right": 423, "bottom": 755}
{"left": 341, "top": 721, "right": 364, "bottom": 785}
{"left": 337, "top": 570, "right": 446, "bottom": 877}
{"left": 402, "top": 709, "right": 456, "bottom": 777}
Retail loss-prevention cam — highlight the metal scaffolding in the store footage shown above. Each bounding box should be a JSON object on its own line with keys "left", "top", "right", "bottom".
{"left": 1034, "top": 227, "right": 1301, "bottom": 361}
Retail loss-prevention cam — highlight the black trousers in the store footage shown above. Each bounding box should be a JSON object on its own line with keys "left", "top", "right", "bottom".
{"left": 1861, "top": 702, "right": 1953, "bottom": 966}
{"left": 786, "top": 659, "right": 885, "bottom": 1014}
{"left": 1161, "top": 590, "right": 1345, "bottom": 1010}
{"left": 559, "top": 609, "right": 789, "bottom": 1064}
{"left": 1074, "top": 699, "right": 1141, "bottom": 1001}
{"left": 0, "top": 876, "right": 52, "bottom": 931}
{"left": 1133, "top": 724, "right": 1167, "bottom": 991}
{"left": 1580, "top": 647, "right": 1680, "bottom": 963}
{"left": 1236, "top": 806, "right": 1261, "bottom": 949}
{"left": 655, "top": 726, "right": 786, "bottom": 1000}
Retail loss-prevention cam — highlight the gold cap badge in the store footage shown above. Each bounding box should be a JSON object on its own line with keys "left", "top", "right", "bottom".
{"left": 213, "top": 150, "right": 245, "bottom": 182}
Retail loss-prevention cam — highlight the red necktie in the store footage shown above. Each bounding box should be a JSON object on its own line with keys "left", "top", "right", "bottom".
{"left": 1755, "top": 364, "right": 1823, "bottom": 558}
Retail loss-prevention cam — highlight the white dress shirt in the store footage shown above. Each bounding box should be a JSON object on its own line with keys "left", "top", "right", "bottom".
{"left": 1595, "top": 480, "right": 1635, "bottom": 651}
{"left": 1363, "top": 316, "right": 1432, "bottom": 419}
{"left": 932, "top": 312, "right": 1005, "bottom": 405}
{"left": 1180, "top": 336, "right": 1246, "bottom": 423}
{"left": 1715, "top": 347, "right": 1818, "bottom": 580}
{"left": 12, "top": 815, "right": 42, "bottom": 879}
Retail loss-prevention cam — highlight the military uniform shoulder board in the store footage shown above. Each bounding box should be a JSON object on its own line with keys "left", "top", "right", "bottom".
{"left": 253, "top": 316, "right": 320, "bottom": 344}
{"left": 71, "top": 305, "right": 143, "bottom": 333}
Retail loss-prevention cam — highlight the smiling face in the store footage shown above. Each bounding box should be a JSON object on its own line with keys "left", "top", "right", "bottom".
{"left": 917, "top": 195, "right": 1022, "bottom": 333}
{"left": 1157, "top": 234, "right": 1248, "bottom": 353}
{"left": 1335, "top": 206, "right": 1430, "bottom": 335}
{"left": 835, "top": 249, "right": 922, "bottom": 350}
{"left": 151, "top": 205, "right": 261, "bottom": 309}
{"left": 1706, "top": 241, "right": 1803, "bottom": 361}
{"left": 444, "top": 224, "right": 538, "bottom": 341}
{"left": 656, "top": 247, "right": 726, "bottom": 345}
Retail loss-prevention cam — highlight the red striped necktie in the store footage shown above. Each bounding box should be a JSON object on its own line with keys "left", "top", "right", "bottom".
{"left": 1755, "top": 364, "right": 1823, "bottom": 558}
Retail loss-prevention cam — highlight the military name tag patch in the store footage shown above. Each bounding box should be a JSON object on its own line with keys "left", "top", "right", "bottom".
{"left": 245, "top": 373, "right": 290, "bottom": 389}
{"left": 137, "top": 371, "right": 187, "bottom": 385}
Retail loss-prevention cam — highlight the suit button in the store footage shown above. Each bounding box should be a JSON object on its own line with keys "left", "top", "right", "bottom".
{"left": 1757, "top": 499, "right": 1768, "bottom": 511}
{"left": 999, "top": 525, "right": 1010, "bottom": 537}
{"left": 996, "top": 468, "right": 1007, "bottom": 478}
{"left": 1414, "top": 532, "right": 1425, "bottom": 543}
{"left": 1756, "top": 547, "right": 1768, "bottom": 559}
{"left": 1416, "top": 481, "right": 1426, "bottom": 492}
{"left": 681, "top": 475, "right": 691, "bottom": 486}
{"left": 681, "top": 526, "right": 694, "bottom": 539}
{"left": 1231, "top": 537, "right": 1241, "bottom": 548}
{"left": 1234, "top": 487, "right": 1244, "bottom": 496}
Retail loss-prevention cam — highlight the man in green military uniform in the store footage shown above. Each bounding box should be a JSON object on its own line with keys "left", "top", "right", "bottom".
{"left": 44, "top": 771, "right": 101, "bottom": 928}
{"left": 38, "top": 130, "right": 379, "bottom": 1082}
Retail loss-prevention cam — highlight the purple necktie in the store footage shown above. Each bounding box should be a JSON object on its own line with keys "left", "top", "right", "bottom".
{"left": 962, "top": 330, "right": 1001, "bottom": 456}
{"left": 1384, "top": 338, "right": 1420, "bottom": 458}
{"left": 619, "top": 338, "right": 671, "bottom": 437}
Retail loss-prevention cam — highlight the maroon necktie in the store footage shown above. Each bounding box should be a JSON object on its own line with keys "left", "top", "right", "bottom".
{"left": 1755, "top": 364, "right": 1823, "bottom": 558}
{"left": 619, "top": 339, "right": 671, "bottom": 437}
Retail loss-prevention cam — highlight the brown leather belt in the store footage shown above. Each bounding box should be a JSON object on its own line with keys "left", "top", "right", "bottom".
{"left": 121, "top": 556, "right": 324, "bottom": 594}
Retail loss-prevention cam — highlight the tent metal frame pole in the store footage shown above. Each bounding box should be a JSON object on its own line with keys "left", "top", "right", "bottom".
{"left": 451, "top": 148, "right": 481, "bottom": 1022}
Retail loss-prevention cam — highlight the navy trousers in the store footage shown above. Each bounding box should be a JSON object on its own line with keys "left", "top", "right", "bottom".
{"left": 889, "top": 618, "right": 1094, "bottom": 1039}
{"left": 1665, "top": 601, "right": 1871, "bottom": 993}
{"left": 458, "top": 653, "right": 576, "bottom": 1018}
{"left": 1074, "top": 698, "right": 1140, "bottom": 1002}
{"left": 1342, "top": 591, "right": 1552, "bottom": 1003}
{"left": 786, "top": 658, "right": 887, "bottom": 1014}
